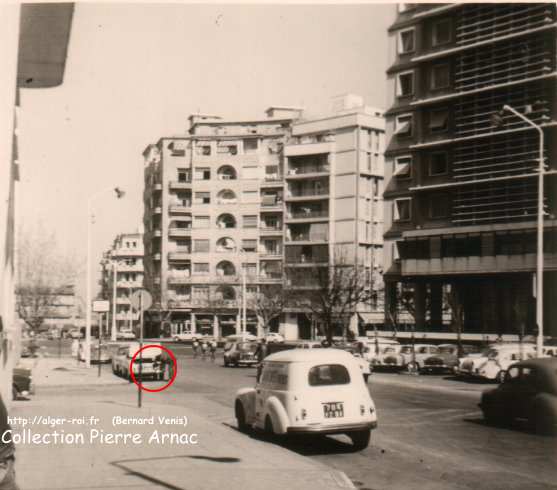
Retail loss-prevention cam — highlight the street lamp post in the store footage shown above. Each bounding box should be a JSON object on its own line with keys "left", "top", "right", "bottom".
{"left": 85, "top": 187, "right": 125, "bottom": 368}
{"left": 111, "top": 260, "right": 117, "bottom": 341}
{"left": 498, "top": 105, "right": 545, "bottom": 357}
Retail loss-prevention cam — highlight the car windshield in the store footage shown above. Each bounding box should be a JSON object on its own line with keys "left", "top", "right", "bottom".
{"left": 308, "top": 364, "right": 350, "bottom": 386}
{"left": 401, "top": 346, "right": 413, "bottom": 354}
{"left": 482, "top": 348, "right": 499, "bottom": 359}
{"left": 238, "top": 343, "right": 257, "bottom": 352}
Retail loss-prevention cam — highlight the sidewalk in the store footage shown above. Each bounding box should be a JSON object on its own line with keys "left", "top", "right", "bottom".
{"left": 11, "top": 385, "right": 354, "bottom": 490}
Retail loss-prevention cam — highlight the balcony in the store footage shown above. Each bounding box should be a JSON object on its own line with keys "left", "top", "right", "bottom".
{"left": 260, "top": 176, "right": 283, "bottom": 188}
{"left": 116, "top": 264, "right": 143, "bottom": 272}
{"left": 167, "top": 298, "right": 192, "bottom": 309}
{"left": 285, "top": 233, "right": 328, "bottom": 243}
{"left": 259, "top": 226, "right": 283, "bottom": 236}
{"left": 152, "top": 182, "right": 162, "bottom": 192}
{"left": 116, "top": 312, "right": 140, "bottom": 321}
{"left": 115, "top": 248, "right": 143, "bottom": 257}
{"left": 116, "top": 280, "right": 143, "bottom": 289}
{"left": 285, "top": 187, "right": 329, "bottom": 201}
{"left": 116, "top": 297, "right": 130, "bottom": 305}
{"left": 169, "top": 181, "right": 192, "bottom": 190}
{"left": 285, "top": 167, "right": 330, "bottom": 180}
{"left": 152, "top": 230, "right": 162, "bottom": 238}
{"left": 168, "top": 228, "right": 192, "bottom": 238}
{"left": 169, "top": 204, "right": 191, "bottom": 214}
{"left": 168, "top": 251, "right": 191, "bottom": 261}
{"left": 284, "top": 137, "right": 334, "bottom": 157}
{"left": 259, "top": 250, "right": 282, "bottom": 259}
{"left": 285, "top": 210, "right": 329, "bottom": 222}
{"left": 167, "top": 273, "right": 191, "bottom": 284}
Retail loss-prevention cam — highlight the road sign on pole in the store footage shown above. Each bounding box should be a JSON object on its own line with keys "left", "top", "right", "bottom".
{"left": 130, "top": 289, "right": 152, "bottom": 409}
{"left": 131, "top": 289, "right": 152, "bottom": 311}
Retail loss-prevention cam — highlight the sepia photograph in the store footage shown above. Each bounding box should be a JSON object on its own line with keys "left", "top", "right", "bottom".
{"left": 0, "top": 1, "right": 556, "bottom": 489}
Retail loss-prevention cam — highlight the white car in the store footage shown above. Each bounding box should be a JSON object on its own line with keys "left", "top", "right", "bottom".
{"left": 234, "top": 349, "right": 377, "bottom": 450}
{"left": 264, "top": 332, "right": 285, "bottom": 343}
{"left": 173, "top": 331, "right": 204, "bottom": 342}
{"left": 116, "top": 329, "right": 136, "bottom": 340}
{"left": 457, "top": 344, "right": 538, "bottom": 383}
{"left": 364, "top": 338, "right": 401, "bottom": 363}
{"left": 112, "top": 342, "right": 167, "bottom": 381}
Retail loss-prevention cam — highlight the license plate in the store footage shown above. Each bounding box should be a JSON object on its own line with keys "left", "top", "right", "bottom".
{"left": 323, "top": 402, "right": 344, "bottom": 418}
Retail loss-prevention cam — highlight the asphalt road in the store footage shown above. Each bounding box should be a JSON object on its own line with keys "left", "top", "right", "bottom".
{"left": 37, "top": 340, "right": 557, "bottom": 490}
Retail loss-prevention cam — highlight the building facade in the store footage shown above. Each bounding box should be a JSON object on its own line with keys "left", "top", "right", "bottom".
{"left": 282, "top": 95, "right": 386, "bottom": 339}
{"left": 143, "top": 109, "right": 300, "bottom": 338}
{"left": 143, "top": 97, "right": 386, "bottom": 340}
{"left": 101, "top": 233, "right": 144, "bottom": 337}
{"left": 383, "top": 3, "right": 557, "bottom": 340}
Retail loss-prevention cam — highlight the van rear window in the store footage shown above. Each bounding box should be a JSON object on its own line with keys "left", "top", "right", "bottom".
{"left": 308, "top": 364, "right": 350, "bottom": 386}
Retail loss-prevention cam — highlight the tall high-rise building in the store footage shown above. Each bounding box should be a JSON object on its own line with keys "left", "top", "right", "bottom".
{"left": 142, "top": 97, "right": 385, "bottom": 340}
{"left": 383, "top": 3, "right": 557, "bottom": 340}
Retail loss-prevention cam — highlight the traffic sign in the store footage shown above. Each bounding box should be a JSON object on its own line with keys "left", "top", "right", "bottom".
{"left": 130, "top": 289, "right": 152, "bottom": 311}
{"left": 92, "top": 300, "right": 110, "bottom": 313}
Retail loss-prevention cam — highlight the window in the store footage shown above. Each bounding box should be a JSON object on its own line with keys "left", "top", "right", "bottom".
{"left": 429, "top": 152, "right": 448, "bottom": 176}
{"left": 194, "top": 192, "right": 210, "bottom": 205}
{"left": 394, "top": 155, "right": 412, "bottom": 179}
{"left": 242, "top": 190, "right": 259, "bottom": 204}
{"left": 428, "top": 194, "right": 449, "bottom": 219}
{"left": 394, "top": 198, "right": 411, "bottom": 222}
{"left": 168, "top": 141, "right": 186, "bottom": 157}
{"left": 395, "top": 113, "right": 413, "bottom": 137}
{"left": 428, "top": 108, "right": 449, "bottom": 133}
{"left": 196, "top": 145, "right": 211, "bottom": 156}
{"left": 177, "top": 168, "right": 190, "bottom": 182}
{"left": 193, "top": 286, "right": 209, "bottom": 299}
{"left": 398, "top": 28, "right": 415, "bottom": 54}
{"left": 217, "top": 165, "right": 237, "bottom": 180}
{"left": 194, "top": 167, "right": 211, "bottom": 180}
{"left": 193, "top": 263, "right": 209, "bottom": 275}
{"left": 308, "top": 364, "right": 350, "bottom": 386}
{"left": 217, "top": 142, "right": 238, "bottom": 155}
{"left": 193, "top": 239, "right": 210, "bottom": 253}
{"left": 194, "top": 216, "right": 210, "bottom": 229}
{"left": 432, "top": 19, "right": 451, "bottom": 47}
{"left": 262, "top": 239, "right": 279, "bottom": 254}
{"left": 242, "top": 263, "right": 257, "bottom": 276}
{"left": 241, "top": 239, "right": 257, "bottom": 252}
{"left": 396, "top": 71, "right": 414, "bottom": 97}
{"left": 243, "top": 215, "right": 258, "bottom": 228}
{"left": 430, "top": 63, "right": 450, "bottom": 90}
{"left": 244, "top": 139, "right": 258, "bottom": 153}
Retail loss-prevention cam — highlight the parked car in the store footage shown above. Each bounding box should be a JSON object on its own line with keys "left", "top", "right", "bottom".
{"left": 116, "top": 329, "right": 136, "bottom": 340}
{"left": 363, "top": 338, "right": 401, "bottom": 364}
{"left": 421, "top": 344, "right": 480, "bottom": 374}
{"left": 378, "top": 344, "right": 439, "bottom": 371}
{"left": 223, "top": 342, "right": 258, "bottom": 367}
{"left": 264, "top": 332, "right": 285, "bottom": 343}
{"left": 295, "top": 341, "right": 324, "bottom": 350}
{"left": 68, "top": 329, "right": 83, "bottom": 339}
{"left": 234, "top": 349, "right": 377, "bottom": 449}
{"left": 225, "top": 333, "right": 258, "bottom": 343}
{"left": 479, "top": 357, "right": 557, "bottom": 435}
{"left": 13, "top": 366, "right": 34, "bottom": 400}
{"left": 457, "top": 343, "right": 537, "bottom": 383}
{"left": 79, "top": 343, "right": 111, "bottom": 364}
{"left": 112, "top": 342, "right": 169, "bottom": 381}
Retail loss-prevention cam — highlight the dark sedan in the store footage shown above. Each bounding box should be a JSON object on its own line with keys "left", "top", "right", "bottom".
{"left": 479, "top": 357, "right": 557, "bottom": 435}
{"left": 421, "top": 344, "right": 479, "bottom": 374}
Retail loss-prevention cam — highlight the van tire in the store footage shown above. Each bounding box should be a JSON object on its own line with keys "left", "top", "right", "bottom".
{"left": 349, "top": 429, "right": 371, "bottom": 450}
{"left": 235, "top": 401, "right": 248, "bottom": 432}
{"left": 495, "top": 370, "right": 506, "bottom": 384}
{"left": 264, "top": 416, "right": 275, "bottom": 437}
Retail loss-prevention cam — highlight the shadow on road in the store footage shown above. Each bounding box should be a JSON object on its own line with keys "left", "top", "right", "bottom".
{"left": 443, "top": 375, "right": 494, "bottom": 385}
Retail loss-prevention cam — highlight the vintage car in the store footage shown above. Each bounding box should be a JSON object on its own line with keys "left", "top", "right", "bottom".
{"left": 13, "top": 366, "right": 34, "bottom": 400}
{"left": 79, "top": 342, "right": 111, "bottom": 364}
{"left": 365, "top": 339, "right": 401, "bottom": 364}
{"left": 264, "top": 332, "right": 285, "bottom": 343}
{"left": 116, "top": 329, "right": 136, "bottom": 340}
{"left": 223, "top": 341, "right": 259, "bottom": 367}
{"left": 479, "top": 357, "right": 557, "bottom": 435}
{"left": 421, "top": 344, "right": 480, "bottom": 374}
{"left": 234, "top": 349, "right": 377, "bottom": 449}
{"left": 112, "top": 342, "right": 170, "bottom": 381}
{"left": 457, "top": 343, "right": 537, "bottom": 383}
{"left": 377, "top": 344, "right": 439, "bottom": 371}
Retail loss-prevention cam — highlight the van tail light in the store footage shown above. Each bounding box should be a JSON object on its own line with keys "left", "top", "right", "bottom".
{"left": 301, "top": 409, "right": 307, "bottom": 420}
{"left": 369, "top": 407, "right": 375, "bottom": 415}
{"left": 360, "top": 405, "right": 365, "bottom": 416}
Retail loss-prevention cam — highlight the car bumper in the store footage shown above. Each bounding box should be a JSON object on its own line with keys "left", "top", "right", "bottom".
{"left": 287, "top": 421, "right": 377, "bottom": 435}
{"left": 237, "top": 359, "right": 258, "bottom": 365}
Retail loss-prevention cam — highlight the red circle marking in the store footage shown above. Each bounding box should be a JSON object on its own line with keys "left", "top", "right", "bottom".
{"left": 129, "top": 344, "right": 178, "bottom": 392}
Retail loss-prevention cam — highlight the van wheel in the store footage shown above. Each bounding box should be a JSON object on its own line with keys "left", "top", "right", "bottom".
{"left": 235, "top": 401, "right": 248, "bottom": 432}
{"left": 363, "top": 373, "right": 370, "bottom": 383}
{"left": 495, "top": 370, "right": 507, "bottom": 384}
{"left": 406, "top": 362, "right": 419, "bottom": 374}
{"left": 349, "top": 429, "right": 371, "bottom": 450}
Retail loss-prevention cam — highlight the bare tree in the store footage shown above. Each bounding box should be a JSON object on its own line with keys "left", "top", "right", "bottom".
{"left": 291, "top": 252, "right": 376, "bottom": 343}
{"left": 16, "top": 225, "right": 76, "bottom": 333}
{"left": 247, "top": 283, "right": 291, "bottom": 336}
{"left": 445, "top": 283, "right": 464, "bottom": 357}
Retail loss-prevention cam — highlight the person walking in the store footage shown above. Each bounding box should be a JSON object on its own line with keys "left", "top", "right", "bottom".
{"left": 201, "top": 341, "right": 208, "bottom": 360}
{"left": 0, "top": 392, "right": 19, "bottom": 490}
{"left": 209, "top": 339, "right": 217, "bottom": 362}
{"left": 192, "top": 339, "right": 199, "bottom": 359}
{"left": 255, "top": 339, "right": 268, "bottom": 382}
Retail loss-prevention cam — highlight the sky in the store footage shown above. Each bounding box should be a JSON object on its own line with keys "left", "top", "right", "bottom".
{"left": 17, "top": 2, "right": 395, "bottom": 299}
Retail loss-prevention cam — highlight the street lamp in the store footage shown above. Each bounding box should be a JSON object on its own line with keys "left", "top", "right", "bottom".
{"left": 85, "top": 187, "right": 125, "bottom": 367}
{"left": 239, "top": 248, "right": 247, "bottom": 341}
{"left": 493, "top": 104, "right": 546, "bottom": 357}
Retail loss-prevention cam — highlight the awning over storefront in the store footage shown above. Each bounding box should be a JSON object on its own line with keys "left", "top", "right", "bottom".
{"left": 358, "top": 312, "right": 384, "bottom": 325}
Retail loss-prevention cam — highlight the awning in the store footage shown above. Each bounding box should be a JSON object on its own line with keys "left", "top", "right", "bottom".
{"left": 358, "top": 312, "right": 384, "bottom": 324}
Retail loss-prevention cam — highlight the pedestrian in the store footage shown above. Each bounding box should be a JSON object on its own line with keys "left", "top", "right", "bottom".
{"left": 71, "top": 338, "right": 79, "bottom": 358}
{"left": 0, "top": 392, "right": 20, "bottom": 490}
{"left": 255, "top": 339, "right": 268, "bottom": 382}
{"left": 201, "top": 341, "right": 208, "bottom": 360}
{"left": 209, "top": 339, "right": 217, "bottom": 362}
{"left": 192, "top": 339, "right": 199, "bottom": 359}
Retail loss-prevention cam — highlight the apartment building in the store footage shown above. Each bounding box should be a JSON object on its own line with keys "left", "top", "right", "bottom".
{"left": 101, "top": 233, "right": 144, "bottom": 336}
{"left": 143, "top": 109, "right": 300, "bottom": 338}
{"left": 383, "top": 3, "right": 557, "bottom": 340}
{"left": 282, "top": 95, "right": 386, "bottom": 339}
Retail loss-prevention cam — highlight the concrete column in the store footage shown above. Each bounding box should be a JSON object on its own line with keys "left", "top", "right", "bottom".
{"left": 236, "top": 314, "right": 241, "bottom": 335}
{"left": 213, "top": 315, "right": 219, "bottom": 339}
{"left": 384, "top": 281, "right": 398, "bottom": 329}
{"left": 414, "top": 283, "right": 426, "bottom": 331}
{"left": 430, "top": 282, "right": 443, "bottom": 330}
{"left": 191, "top": 312, "right": 196, "bottom": 335}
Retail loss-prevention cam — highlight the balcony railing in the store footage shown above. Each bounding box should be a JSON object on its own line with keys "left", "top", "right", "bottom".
{"left": 287, "top": 210, "right": 329, "bottom": 219}
{"left": 285, "top": 234, "right": 328, "bottom": 243}
{"left": 116, "top": 281, "right": 143, "bottom": 288}
{"left": 167, "top": 273, "right": 191, "bottom": 284}
{"left": 260, "top": 226, "right": 282, "bottom": 233}
{"left": 168, "top": 251, "right": 191, "bottom": 261}
{"left": 168, "top": 228, "right": 192, "bottom": 237}
{"left": 286, "top": 166, "right": 330, "bottom": 176}
{"left": 169, "top": 204, "right": 191, "bottom": 214}
{"left": 287, "top": 135, "right": 335, "bottom": 145}
{"left": 286, "top": 187, "right": 329, "bottom": 198}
